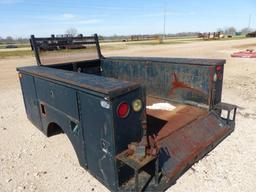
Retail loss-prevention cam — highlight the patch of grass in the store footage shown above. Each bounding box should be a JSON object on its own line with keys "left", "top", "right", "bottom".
{"left": 0, "top": 50, "right": 33, "bottom": 58}
{"left": 101, "top": 44, "right": 128, "bottom": 50}
{"left": 0, "top": 43, "right": 30, "bottom": 49}
{"left": 0, "top": 45, "right": 7, "bottom": 49}
{"left": 126, "top": 40, "right": 188, "bottom": 46}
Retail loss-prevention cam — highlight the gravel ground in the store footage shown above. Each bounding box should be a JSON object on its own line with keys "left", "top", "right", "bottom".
{"left": 0, "top": 38, "right": 256, "bottom": 192}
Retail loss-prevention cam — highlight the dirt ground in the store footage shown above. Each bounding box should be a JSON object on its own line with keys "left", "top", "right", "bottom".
{"left": 0, "top": 39, "right": 256, "bottom": 192}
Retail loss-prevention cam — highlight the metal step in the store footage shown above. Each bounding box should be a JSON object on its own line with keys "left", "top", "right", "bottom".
{"left": 120, "top": 171, "right": 152, "bottom": 192}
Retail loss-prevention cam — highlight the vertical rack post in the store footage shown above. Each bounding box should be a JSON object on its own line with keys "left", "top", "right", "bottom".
{"left": 94, "top": 33, "right": 103, "bottom": 59}
{"left": 30, "top": 35, "right": 41, "bottom": 66}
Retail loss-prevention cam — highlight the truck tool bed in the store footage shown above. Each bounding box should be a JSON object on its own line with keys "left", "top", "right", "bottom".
{"left": 17, "top": 34, "right": 237, "bottom": 191}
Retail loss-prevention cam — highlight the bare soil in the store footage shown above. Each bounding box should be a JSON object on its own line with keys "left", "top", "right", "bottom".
{"left": 0, "top": 38, "right": 256, "bottom": 192}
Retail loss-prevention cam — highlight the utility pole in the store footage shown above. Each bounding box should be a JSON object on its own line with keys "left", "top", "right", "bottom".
{"left": 248, "top": 14, "right": 252, "bottom": 29}
{"left": 162, "top": 0, "right": 167, "bottom": 40}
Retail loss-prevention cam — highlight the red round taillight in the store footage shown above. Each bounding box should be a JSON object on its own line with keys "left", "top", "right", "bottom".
{"left": 216, "top": 65, "right": 222, "bottom": 71}
{"left": 117, "top": 102, "right": 129, "bottom": 118}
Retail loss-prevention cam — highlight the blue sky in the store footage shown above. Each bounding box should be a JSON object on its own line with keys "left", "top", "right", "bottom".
{"left": 0, "top": 0, "right": 255, "bottom": 38}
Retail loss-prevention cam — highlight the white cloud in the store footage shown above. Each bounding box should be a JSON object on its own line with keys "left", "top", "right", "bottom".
{"left": 62, "top": 13, "right": 76, "bottom": 20}
{"left": 36, "top": 13, "right": 76, "bottom": 21}
{"left": 33, "top": 14, "right": 102, "bottom": 26}
{"left": 36, "top": 13, "right": 102, "bottom": 25}
{"left": 48, "top": 13, "right": 77, "bottom": 21}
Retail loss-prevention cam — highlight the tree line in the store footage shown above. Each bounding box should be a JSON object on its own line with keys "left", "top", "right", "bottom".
{"left": 0, "top": 27, "right": 254, "bottom": 44}
{"left": 216, "top": 27, "right": 253, "bottom": 35}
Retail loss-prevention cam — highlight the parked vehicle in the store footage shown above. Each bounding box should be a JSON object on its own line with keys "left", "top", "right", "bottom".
{"left": 17, "top": 34, "right": 237, "bottom": 191}
{"left": 5, "top": 44, "right": 18, "bottom": 48}
{"left": 246, "top": 31, "right": 256, "bottom": 38}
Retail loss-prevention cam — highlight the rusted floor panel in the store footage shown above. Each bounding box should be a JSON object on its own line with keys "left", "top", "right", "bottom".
{"left": 146, "top": 96, "right": 207, "bottom": 141}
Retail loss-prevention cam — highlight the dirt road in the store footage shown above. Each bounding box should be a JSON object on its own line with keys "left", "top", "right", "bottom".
{"left": 0, "top": 39, "right": 256, "bottom": 192}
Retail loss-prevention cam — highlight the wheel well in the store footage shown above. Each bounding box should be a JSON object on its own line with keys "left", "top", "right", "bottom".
{"left": 47, "top": 122, "right": 64, "bottom": 137}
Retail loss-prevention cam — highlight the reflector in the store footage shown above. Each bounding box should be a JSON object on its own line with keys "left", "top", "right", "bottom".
{"left": 132, "top": 99, "right": 142, "bottom": 112}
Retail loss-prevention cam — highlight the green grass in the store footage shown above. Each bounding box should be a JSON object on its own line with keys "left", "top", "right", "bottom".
{"left": 16, "top": 44, "right": 31, "bottom": 48}
{"left": 0, "top": 50, "right": 33, "bottom": 58}
{"left": 0, "top": 35, "right": 249, "bottom": 58}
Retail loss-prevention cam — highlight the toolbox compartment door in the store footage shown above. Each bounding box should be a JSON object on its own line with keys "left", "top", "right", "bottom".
{"left": 79, "top": 91, "right": 117, "bottom": 190}
{"left": 20, "top": 74, "right": 42, "bottom": 129}
{"left": 35, "top": 78, "right": 79, "bottom": 120}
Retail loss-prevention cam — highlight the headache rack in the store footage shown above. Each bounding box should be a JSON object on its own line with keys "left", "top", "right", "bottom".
{"left": 30, "top": 34, "right": 102, "bottom": 66}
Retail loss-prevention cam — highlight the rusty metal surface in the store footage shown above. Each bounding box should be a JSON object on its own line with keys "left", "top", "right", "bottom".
{"left": 155, "top": 108, "right": 207, "bottom": 142}
{"left": 17, "top": 66, "right": 139, "bottom": 98}
{"left": 145, "top": 96, "right": 235, "bottom": 185}
{"left": 116, "top": 147, "right": 158, "bottom": 192}
{"left": 116, "top": 149, "right": 156, "bottom": 170}
{"left": 146, "top": 96, "right": 207, "bottom": 141}
{"left": 168, "top": 72, "right": 208, "bottom": 97}
{"left": 214, "top": 102, "right": 237, "bottom": 111}
{"left": 157, "top": 112, "right": 231, "bottom": 179}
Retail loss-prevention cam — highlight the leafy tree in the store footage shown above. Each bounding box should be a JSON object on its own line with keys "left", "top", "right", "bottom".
{"left": 6, "top": 36, "right": 14, "bottom": 43}
{"left": 224, "top": 27, "right": 237, "bottom": 35}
